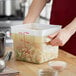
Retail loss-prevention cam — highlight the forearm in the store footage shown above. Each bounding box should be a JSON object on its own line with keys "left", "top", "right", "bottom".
{"left": 65, "top": 18, "right": 76, "bottom": 35}
{"left": 24, "top": 0, "right": 47, "bottom": 23}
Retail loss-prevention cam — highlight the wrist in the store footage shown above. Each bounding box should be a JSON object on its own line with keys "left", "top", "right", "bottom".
{"left": 23, "top": 15, "right": 36, "bottom": 24}
{"left": 64, "top": 25, "right": 76, "bottom": 36}
{"left": 64, "top": 18, "right": 76, "bottom": 35}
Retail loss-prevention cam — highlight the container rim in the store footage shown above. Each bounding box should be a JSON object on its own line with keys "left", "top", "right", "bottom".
{"left": 12, "top": 23, "right": 62, "bottom": 31}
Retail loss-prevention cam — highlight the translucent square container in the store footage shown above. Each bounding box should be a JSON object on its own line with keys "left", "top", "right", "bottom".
{"left": 11, "top": 23, "right": 61, "bottom": 64}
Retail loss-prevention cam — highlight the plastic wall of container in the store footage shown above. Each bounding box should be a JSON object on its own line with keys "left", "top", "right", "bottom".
{"left": 11, "top": 23, "right": 61, "bottom": 63}
{"left": 11, "top": 23, "right": 61, "bottom": 36}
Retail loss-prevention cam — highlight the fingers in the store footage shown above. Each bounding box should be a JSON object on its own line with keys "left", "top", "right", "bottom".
{"left": 23, "top": 20, "right": 26, "bottom": 24}
{"left": 47, "top": 30, "right": 65, "bottom": 46}
{"left": 46, "top": 31, "right": 60, "bottom": 46}
{"left": 48, "top": 31, "right": 59, "bottom": 39}
{"left": 50, "top": 37, "right": 64, "bottom": 46}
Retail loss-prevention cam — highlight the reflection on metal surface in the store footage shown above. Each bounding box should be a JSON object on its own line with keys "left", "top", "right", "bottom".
{"left": 0, "top": 0, "right": 26, "bottom": 21}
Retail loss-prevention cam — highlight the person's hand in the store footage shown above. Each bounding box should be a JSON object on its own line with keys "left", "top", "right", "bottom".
{"left": 48, "top": 18, "right": 76, "bottom": 46}
{"left": 23, "top": 0, "right": 47, "bottom": 24}
{"left": 48, "top": 27, "right": 74, "bottom": 46}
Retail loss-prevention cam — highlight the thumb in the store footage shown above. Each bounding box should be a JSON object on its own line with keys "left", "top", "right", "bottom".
{"left": 48, "top": 31, "right": 59, "bottom": 39}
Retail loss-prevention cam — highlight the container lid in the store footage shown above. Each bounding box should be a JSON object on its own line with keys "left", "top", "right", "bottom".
{"left": 11, "top": 23, "right": 61, "bottom": 36}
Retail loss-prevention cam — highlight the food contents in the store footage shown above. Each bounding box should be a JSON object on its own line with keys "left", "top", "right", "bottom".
{"left": 48, "top": 61, "right": 67, "bottom": 71}
{"left": 12, "top": 33, "right": 59, "bottom": 64}
{"left": 38, "top": 68, "right": 58, "bottom": 76}
{"left": 11, "top": 23, "right": 61, "bottom": 63}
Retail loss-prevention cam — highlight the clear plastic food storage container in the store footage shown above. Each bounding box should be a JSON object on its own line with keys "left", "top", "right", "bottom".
{"left": 11, "top": 23, "right": 61, "bottom": 64}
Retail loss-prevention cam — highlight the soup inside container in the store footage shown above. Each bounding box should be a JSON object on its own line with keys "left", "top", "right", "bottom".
{"left": 11, "top": 23, "right": 61, "bottom": 63}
